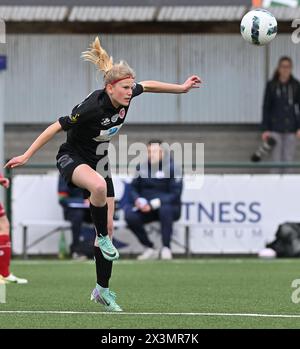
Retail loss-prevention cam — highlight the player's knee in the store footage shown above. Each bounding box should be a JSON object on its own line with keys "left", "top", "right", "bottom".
{"left": 92, "top": 180, "right": 107, "bottom": 198}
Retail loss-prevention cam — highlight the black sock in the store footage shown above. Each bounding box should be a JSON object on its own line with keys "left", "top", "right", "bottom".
{"left": 90, "top": 203, "right": 108, "bottom": 237}
{"left": 94, "top": 246, "right": 112, "bottom": 288}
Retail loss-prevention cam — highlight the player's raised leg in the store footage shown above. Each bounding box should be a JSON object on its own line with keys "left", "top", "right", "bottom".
{"left": 71, "top": 164, "right": 119, "bottom": 261}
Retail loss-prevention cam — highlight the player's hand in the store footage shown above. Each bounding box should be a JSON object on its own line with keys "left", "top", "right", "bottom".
{"left": 140, "top": 204, "right": 151, "bottom": 213}
{"left": 135, "top": 198, "right": 148, "bottom": 210}
{"left": 182, "top": 75, "right": 202, "bottom": 92}
{"left": 0, "top": 177, "right": 9, "bottom": 188}
{"left": 262, "top": 131, "right": 271, "bottom": 142}
{"left": 4, "top": 154, "right": 29, "bottom": 169}
{"left": 296, "top": 130, "right": 300, "bottom": 139}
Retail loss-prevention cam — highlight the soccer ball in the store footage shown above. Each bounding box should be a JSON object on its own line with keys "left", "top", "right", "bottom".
{"left": 240, "top": 9, "right": 277, "bottom": 46}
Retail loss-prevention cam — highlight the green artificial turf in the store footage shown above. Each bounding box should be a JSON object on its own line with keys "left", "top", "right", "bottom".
{"left": 1, "top": 259, "right": 300, "bottom": 329}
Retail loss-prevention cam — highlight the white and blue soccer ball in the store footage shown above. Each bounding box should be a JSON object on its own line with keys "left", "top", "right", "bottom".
{"left": 240, "top": 9, "right": 277, "bottom": 46}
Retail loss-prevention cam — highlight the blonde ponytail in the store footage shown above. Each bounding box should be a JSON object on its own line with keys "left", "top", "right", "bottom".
{"left": 82, "top": 36, "right": 136, "bottom": 85}
{"left": 81, "top": 36, "right": 113, "bottom": 75}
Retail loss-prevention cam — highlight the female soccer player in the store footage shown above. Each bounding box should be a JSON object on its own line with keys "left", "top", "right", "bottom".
{"left": 5, "top": 37, "right": 201, "bottom": 311}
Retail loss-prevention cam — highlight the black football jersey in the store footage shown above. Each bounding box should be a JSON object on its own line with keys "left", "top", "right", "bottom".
{"left": 58, "top": 83, "right": 143, "bottom": 166}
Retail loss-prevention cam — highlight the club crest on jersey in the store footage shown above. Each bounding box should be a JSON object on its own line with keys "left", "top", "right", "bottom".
{"left": 101, "top": 117, "right": 111, "bottom": 126}
{"left": 111, "top": 114, "right": 119, "bottom": 123}
{"left": 69, "top": 113, "right": 79, "bottom": 123}
{"left": 119, "top": 108, "right": 126, "bottom": 119}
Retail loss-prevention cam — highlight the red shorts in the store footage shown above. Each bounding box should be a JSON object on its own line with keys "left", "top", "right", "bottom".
{"left": 0, "top": 203, "right": 6, "bottom": 217}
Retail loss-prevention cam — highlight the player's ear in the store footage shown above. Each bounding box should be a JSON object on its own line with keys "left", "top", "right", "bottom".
{"left": 106, "top": 84, "right": 113, "bottom": 95}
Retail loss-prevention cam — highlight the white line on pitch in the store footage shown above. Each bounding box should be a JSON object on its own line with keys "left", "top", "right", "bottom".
{"left": 11, "top": 259, "right": 298, "bottom": 266}
{"left": 1, "top": 311, "right": 300, "bottom": 318}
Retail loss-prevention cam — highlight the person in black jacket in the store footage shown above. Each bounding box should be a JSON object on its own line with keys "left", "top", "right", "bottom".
{"left": 125, "top": 140, "right": 183, "bottom": 260}
{"left": 262, "top": 56, "right": 300, "bottom": 173}
{"left": 5, "top": 37, "right": 201, "bottom": 311}
{"left": 58, "top": 174, "right": 90, "bottom": 260}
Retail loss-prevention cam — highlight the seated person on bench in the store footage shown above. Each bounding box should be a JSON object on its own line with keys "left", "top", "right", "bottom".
{"left": 124, "top": 140, "right": 183, "bottom": 260}
{"left": 58, "top": 174, "right": 91, "bottom": 260}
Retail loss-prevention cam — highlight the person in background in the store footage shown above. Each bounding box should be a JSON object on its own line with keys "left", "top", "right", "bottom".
{"left": 0, "top": 173, "right": 28, "bottom": 284}
{"left": 262, "top": 56, "right": 300, "bottom": 173}
{"left": 58, "top": 174, "right": 90, "bottom": 260}
{"left": 125, "top": 140, "right": 183, "bottom": 260}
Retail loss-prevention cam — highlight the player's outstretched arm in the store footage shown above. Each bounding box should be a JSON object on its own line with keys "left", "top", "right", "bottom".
{"left": 140, "top": 75, "right": 202, "bottom": 94}
{"left": 4, "top": 121, "right": 62, "bottom": 169}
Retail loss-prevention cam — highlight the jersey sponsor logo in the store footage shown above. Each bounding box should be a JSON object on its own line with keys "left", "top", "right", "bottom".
{"left": 119, "top": 108, "right": 126, "bottom": 119}
{"left": 69, "top": 113, "right": 79, "bottom": 124}
{"left": 101, "top": 117, "right": 111, "bottom": 126}
{"left": 111, "top": 114, "right": 119, "bottom": 123}
{"left": 93, "top": 124, "right": 123, "bottom": 142}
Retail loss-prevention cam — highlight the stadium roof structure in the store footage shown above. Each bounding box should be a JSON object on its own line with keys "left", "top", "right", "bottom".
{"left": 0, "top": 0, "right": 297, "bottom": 35}
{"left": 0, "top": 1, "right": 251, "bottom": 22}
{"left": 0, "top": 1, "right": 252, "bottom": 5}
{"left": 0, "top": 1, "right": 298, "bottom": 22}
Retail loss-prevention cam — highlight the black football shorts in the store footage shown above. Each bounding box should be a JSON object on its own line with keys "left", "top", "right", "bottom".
{"left": 56, "top": 152, "right": 115, "bottom": 198}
